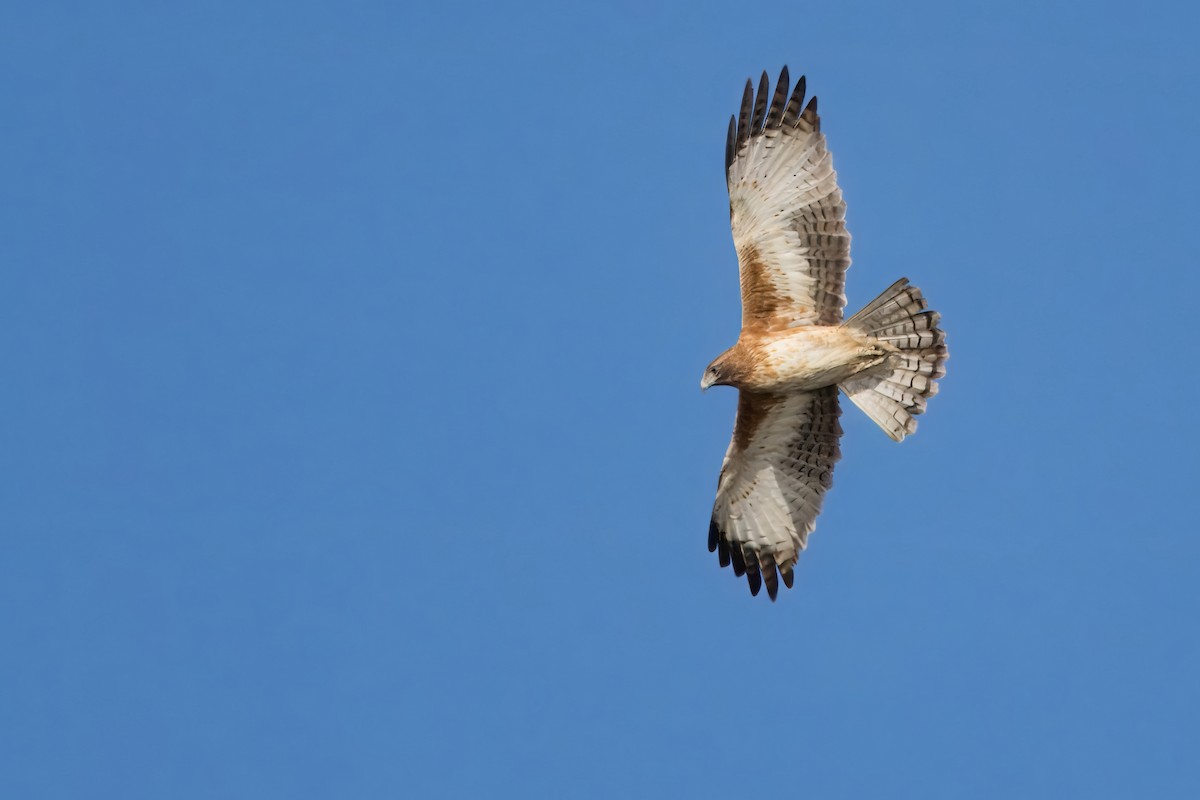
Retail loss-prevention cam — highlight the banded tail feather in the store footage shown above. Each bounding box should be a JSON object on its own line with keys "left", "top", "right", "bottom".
{"left": 840, "top": 278, "right": 948, "bottom": 441}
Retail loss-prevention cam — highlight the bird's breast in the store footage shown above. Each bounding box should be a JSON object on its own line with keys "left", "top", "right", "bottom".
{"left": 742, "top": 326, "right": 887, "bottom": 392}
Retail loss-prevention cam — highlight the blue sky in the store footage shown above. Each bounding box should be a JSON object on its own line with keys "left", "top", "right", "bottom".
{"left": 3, "top": 1, "right": 1199, "bottom": 797}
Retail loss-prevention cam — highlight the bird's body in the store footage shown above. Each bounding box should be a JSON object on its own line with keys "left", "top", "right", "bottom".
{"left": 704, "top": 68, "right": 948, "bottom": 600}
{"left": 707, "top": 326, "right": 891, "bottom": 394}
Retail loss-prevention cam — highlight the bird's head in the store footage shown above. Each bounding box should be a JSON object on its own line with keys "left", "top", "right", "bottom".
{"left": 701, "top": 352, "right": 733, "bottom": 391}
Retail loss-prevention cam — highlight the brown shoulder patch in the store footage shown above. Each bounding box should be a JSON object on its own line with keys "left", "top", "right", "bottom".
{"left": 738, "top": 244, "right": 784, "bottom": 328}
{"left": 732, "top": 391, "right": 782, "bottom": 453}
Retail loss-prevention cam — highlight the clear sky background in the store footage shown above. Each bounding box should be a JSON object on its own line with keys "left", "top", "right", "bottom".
{"left": 3, "top": 1, "right": 1199, "bottom": 797}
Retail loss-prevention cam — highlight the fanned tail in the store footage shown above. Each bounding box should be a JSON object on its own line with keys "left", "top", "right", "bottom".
{"left": 840, "top": 278, "right": 947, "bottom": 441}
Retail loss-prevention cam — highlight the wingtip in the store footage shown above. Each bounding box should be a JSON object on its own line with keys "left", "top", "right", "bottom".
{"left": 730, "top": 545, "right": 747, "bottom": 577}
{"left": 802, "top": 94, "right": 820, "bottom": 131}
{"left": 750, "top": 71, "right": 770, "bottom": 134}
{"left": 763, "top": 562, "right": 779, "bottom": 601}
{"left": 724, "top": 115, "right": 736, "bottom": 174}
{"left": 747, "top": 568, "right": 762, "bottom": 597}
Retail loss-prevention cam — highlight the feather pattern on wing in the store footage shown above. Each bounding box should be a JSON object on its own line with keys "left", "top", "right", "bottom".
{"left": 708, "top": 386, "right": 843, "bottom": 599}
{"left": 725, "top": 67, "right": 851, "bottom": 331}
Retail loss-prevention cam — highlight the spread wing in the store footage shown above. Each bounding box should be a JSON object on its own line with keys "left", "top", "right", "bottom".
{"left": 726, "top": 67, "right": 851, "bottom": 331}
{"left": 708, "top": 386, "right": 843, "bottom": 600}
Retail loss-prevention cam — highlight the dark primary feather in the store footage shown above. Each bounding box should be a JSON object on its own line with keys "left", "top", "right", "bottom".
{"left": 760, "top": 557, "right": 780, "bottom": 600}
{"left": 746, "top": 564, "right": 762, "bottom": 597}
{"left": 735, "top": 80, "right": 753, "bottom": 153}
{"left": 750, "top": 71, "right": 770, "bottom": 135}
{"left": 780, "top": 567, "right": 795, "bottom": 590}
{"left": 764, "top": 66, "right": 789, "bottom": 129}
{"left": 782, "top": 75, "right": 806, "bottom": 127}
{"left": 729, "top": 543, "right": 747, "bottom": 577}
{"left": 724, "top": 116, "right": 736, "bottom": 177}
{"left": 801, "top": 95, "right": 819, "bottom": 132}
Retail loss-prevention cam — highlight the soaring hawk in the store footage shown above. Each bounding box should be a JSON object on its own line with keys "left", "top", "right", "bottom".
{"left": 703, "top": 67, "right": 948, "bottom": 600}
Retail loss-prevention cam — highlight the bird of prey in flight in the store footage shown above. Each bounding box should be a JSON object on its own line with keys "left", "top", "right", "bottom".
{"left": 703, "top": 67, "right": 948, "bottom": 600}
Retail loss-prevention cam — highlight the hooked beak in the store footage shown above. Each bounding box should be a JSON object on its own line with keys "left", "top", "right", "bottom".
{"left": 700, "top": 372, "right": 715, "bottom": 392}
